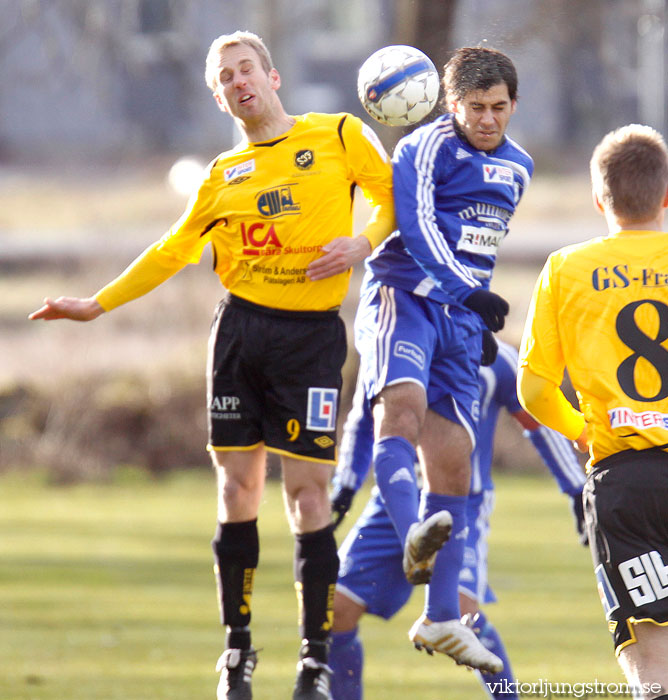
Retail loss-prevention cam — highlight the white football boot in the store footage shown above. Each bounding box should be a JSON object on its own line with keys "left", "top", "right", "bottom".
{"left": 216, "top": 647, "right": 257, "bottom": 700}
{"left": 408, "top": 615, "right": 504, "bottom": 673}
{"left": 402, "top": 511, "right": 452, "bottom": 584}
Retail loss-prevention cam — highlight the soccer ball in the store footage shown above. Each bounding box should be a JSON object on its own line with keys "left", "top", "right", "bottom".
{"left": 357, "top": 45, "right": 440, "bottom": 127}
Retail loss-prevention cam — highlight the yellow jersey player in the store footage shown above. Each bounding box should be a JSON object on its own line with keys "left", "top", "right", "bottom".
{"left": 518, "top": 124, "right": 668, "bottom": 699}
{"left": 29, "top": 30, "right": 394, "bottom": 700}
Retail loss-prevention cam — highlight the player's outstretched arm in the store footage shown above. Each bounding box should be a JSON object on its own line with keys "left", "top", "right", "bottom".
{"left": 29, "top": 296, "right": 105, "bottom": 322}
{"left": 306, "top": 236, "right": 372, "bottom": 281}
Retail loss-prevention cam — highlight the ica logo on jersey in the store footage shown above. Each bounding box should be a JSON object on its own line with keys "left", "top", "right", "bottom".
{"left": 241, "top": 222, "right": 282, "bottom": 256}
{"left": 256, "top": 185, "right": 301, "bottom": 218}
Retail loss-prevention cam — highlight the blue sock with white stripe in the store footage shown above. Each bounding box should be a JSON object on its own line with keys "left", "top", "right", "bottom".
{"left": 329, "top": 628, "right": 363, "bottom": 700}
{"left": 472, "top": 610, "right": 517, "bottom": 699}
{"left": 422, "top": 491, "right": 467, "bottom": 622}
{"left": 372, "top": 436, "right": 419, "bottom": 545}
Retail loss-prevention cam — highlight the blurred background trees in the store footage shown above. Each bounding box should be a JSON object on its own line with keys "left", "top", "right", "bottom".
{"left": 1, "top": 0, "right": 665, "bottom": 163}
{"left": 1, "top": 0, "right": 665, "bottom": 479}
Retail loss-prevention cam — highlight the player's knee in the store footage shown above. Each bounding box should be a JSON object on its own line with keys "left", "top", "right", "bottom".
{"left": 218, "top": 475, "right": 258, "bottom": 504}
{"left": 374, "top": 404, "right": 422, "bottom": 444}
{"left": 373, "top": 386, "right": 426, "bottom": 444}
{"left": 332, "top": 590, "right": 365, "bottom": 633}
{"left": 285, "top": 483, "right": 330, "bottom": 531}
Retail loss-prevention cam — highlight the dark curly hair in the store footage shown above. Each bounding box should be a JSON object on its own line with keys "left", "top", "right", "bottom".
{"left": 443, "top": 47, "right": 518, "bottom": 101}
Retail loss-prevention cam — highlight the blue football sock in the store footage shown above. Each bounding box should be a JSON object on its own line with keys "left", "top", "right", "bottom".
{"left": 422, "top": 491, "right": 467, "bottom": 622}
{"left": 472, "top": 610, "right": 517, "bottom": 699}
{"left": 329, "top": 628, "right": 363, "bottom": 700}
{"left": 373, "top": 436, "right": 419, "bottom": 544}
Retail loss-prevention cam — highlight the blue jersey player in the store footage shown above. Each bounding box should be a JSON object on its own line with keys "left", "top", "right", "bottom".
{"left": 353, "top": 46, "right": 534, "bottom": 672}
{"left": 329, "top": 341, "right": 586, "bottom": 699}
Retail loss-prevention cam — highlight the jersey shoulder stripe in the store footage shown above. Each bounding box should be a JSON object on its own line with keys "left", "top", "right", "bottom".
{"left": 412, "top": 121, "right": 479, "bottom": 288}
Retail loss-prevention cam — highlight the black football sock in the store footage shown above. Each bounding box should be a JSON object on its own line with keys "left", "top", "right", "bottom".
{"left": 211, "top": 519, "right": 259, "bottom": 649}
{"left": 293, "top": 524, "right": 339, "bottom": 663}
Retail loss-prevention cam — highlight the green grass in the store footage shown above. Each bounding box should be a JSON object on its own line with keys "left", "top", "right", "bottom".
{"left": 1, "top": 470, "right": 624, "bottom": 700}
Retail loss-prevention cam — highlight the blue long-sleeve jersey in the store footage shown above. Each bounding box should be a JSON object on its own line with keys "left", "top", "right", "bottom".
{"left": 334, "top": 341, "right": 585, "bottom": 497}
{"left": 364, "top": 114, "right": 533, "bottom": 305}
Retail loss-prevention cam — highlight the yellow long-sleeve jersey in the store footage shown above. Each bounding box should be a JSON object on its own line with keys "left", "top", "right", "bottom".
{"left": 96, "top": 112, "right": 394, "bottom": 312}
{"left": 519, "top": 229, "right": 668, "bottom": 467}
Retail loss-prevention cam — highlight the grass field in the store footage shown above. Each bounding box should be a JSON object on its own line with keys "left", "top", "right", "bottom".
{"left": 1, "top": 469, "right": 625, "bottom": 700}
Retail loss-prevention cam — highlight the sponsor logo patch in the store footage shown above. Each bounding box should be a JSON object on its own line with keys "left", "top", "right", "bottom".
{"left": 227, "top": 175, "right": 251, "bottom": 186}
{"left": 595, "top": 564, "right": 620, "bottom": 618}
{"left": 256, "top": 185, "right": 300, "bottom": 217}
{"left": 241, "top": 222, "right": 282, "bottom": 255}
{"left": 482, "top": 163, "right": 514, "bottom": 185}
{"left": 618, "top": 550, "right": 668, "bottom": 606}
{"left": 210, "top": 395, "right": 241, "bottom": 420}
{"left": 608, "top": 407, "right": 668, "bottom": 431}
{"left": 393, "top": 341, "right": 426, "bottom": 370}
{"left": 307, "top": 388, "right": 338, "bottom": 431}
{"left": 314, "top": 435, "right": 335, "bottom": 449}
{"left": 457, "top": 225, "right": 504, "bottom": 256}
{"left": 224, "top": 159, "right": 255, "bottom": 181}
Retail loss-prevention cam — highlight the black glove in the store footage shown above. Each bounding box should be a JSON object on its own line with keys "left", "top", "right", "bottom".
{"left": 481, "top": 330, "right": 498, "bottom": 367}
{"left": 569, "top": 492, "right": 588, "bottom": 547}
{"left": 463, "top": 289, "right": 509, "bottom": 332}
{"left": 331, "top": 485, "right": 356, "bottom": 530}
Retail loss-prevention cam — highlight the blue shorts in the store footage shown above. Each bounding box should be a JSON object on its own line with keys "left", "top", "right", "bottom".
{"left": 354, "top": 285, "right": 483, "bottom": 444}
{"left": 336, "top": 488, "right": 496, "bottom": 619}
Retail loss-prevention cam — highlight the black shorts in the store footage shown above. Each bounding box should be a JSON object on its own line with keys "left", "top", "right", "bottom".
{"left": 206, "top": 294, "right": 347, "bottom": 463}
{"left": 583, "top": 448, "right": 668, "bottom": 653}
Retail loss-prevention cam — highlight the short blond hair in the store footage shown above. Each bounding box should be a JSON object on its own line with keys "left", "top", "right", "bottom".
{"left": 205, "top": 30, "right": 273, "bottom": 92}
{"left": 590, "top": 124, "right": 668, "bottom": 223}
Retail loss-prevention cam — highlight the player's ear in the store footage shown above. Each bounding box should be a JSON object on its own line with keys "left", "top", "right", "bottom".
{"left": 662, "top": 186, "right": 668, "bottom": 208}
{"left": 213, "top": 91, "right": 229, "bottom": 114}
{"left": 269, "top": 67, "right": 281, "bottom": 91}
{"left": 510, "top": 99, "right": 517, "bottom": 115}
{"left": 444, "top": 91, "right": 458, "bottom": 113}
{"left": 592, "top": 189, "right": 604, "bottom": 214}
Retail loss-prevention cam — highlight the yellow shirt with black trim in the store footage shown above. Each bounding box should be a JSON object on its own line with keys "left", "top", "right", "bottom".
{"left": 519, "top": 229, "right": 668, "bottom": 467}
{"left": 95, "top": 112, "right": 394, "bottom": 313}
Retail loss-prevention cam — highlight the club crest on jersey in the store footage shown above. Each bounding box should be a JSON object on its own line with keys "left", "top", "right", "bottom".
{"left": 307, "top": 388, "right": 338, "bottom": 431}
{"left": 224, "top": 159, "right": 255, "bottom": 181}
{"left": 294, "top": 150, "right": 314, "bottom": 169}
{"left": 256, "top": 185, "right": 301, "bottom": 218}
{"left": 482, "top": 164, "right": 514, "bottom": 185}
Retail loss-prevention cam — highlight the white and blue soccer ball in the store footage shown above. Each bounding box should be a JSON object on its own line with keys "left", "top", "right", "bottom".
{"left": 357, "top": 45, "right": 440, "bottom": 127}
